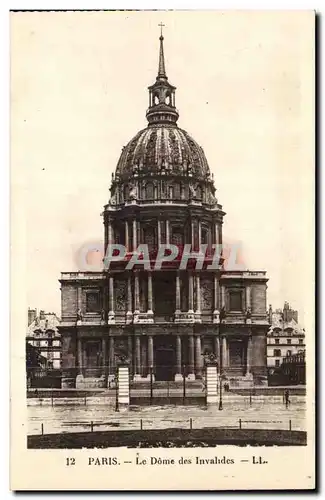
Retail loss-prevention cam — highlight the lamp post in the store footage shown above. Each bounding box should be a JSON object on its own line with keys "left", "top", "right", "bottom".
{"left": 150, "top": 365, "right": 153, "bottom": 403}
{"left": 115, "top": 367, "right": 119, "bottom": 412}
{"left": 218, "top": 335, "right": 223, "bottom": 411}
{"left": 182, "top": 364, "right": 186, "bottom": 402}
{"left": 219, "top": 307, "right": 226, "bottom": 411}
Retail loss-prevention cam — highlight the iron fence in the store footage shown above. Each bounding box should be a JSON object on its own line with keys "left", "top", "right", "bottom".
{"left": 34, "top": 416, "right": 298, "bottom": 436}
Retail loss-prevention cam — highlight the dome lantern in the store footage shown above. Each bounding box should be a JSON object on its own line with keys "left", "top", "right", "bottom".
{"left": 146, "top": 25, "right": 179, "bottom": 126}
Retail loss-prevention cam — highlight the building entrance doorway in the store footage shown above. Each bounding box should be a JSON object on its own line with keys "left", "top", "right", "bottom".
{"left": 154, "top": 336, "right": 175, "bottom": 381}
{"left": 84, "top": 340, "right": 102, "bottom": 378}
{"left": 228, "top": 340, "right": 246, "bottom": 376}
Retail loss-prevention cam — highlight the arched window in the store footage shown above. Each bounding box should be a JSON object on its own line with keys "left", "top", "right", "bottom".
{"left": 145, "top": 182, "right": 154, "bottom": 200}
{"left": 144, "top": 226, "right": 156, "bottom": 251}
{"left": 196, "top": 185, "right": 203, "bottom": 200}
{"left": 173, "top": 182, "right": 181, "bottom": 200}
{"left": 201, "top": 228, "right": 208, "bottom": 244}
{"left": 161, "top": 181, "right": 166, "bottom": 198}
{"left": 171, "top": 228, "right": 184, "bottom": 247}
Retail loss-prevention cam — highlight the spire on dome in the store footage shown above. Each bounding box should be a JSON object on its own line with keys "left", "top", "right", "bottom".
{"left": 157, "top": 22, "right": 167, "bottom": 79}
{"left": 146, "top": 25, "right": 179, "bottom": 126}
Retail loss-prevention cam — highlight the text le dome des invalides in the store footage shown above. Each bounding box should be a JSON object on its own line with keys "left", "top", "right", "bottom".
{"left": 59, "top": 31, "right": 269, "bottom": 389}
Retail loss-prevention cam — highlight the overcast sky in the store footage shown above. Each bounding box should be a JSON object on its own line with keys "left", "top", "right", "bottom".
{"left": 11, "top": 10, "right": 314, "bottom": 325}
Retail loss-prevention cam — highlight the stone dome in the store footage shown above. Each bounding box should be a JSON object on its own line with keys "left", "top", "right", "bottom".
{"left": 115, "top": 124, "right": 211, "bottom": 181}
{"left": 108, "top": 31, "right": 217, "bottom": 208}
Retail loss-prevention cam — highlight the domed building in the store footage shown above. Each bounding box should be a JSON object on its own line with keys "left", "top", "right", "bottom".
{"left": 59, "top": 32, "right": 269, "bottom": 389}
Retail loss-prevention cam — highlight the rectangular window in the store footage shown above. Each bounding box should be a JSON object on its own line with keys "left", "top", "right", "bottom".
{"left": 287, "top": 339, "right": 292, "bottom": 345}
{"left": 229, "top": 290, "right": 243, "bottom": 311}
{"left": 275, "top": 360, "right": 280, "bottom": 367}
{"left": 299, "top": 339, "right": 304, "bottom": 345}
{"left": 273, "top": 349, "right": 281, "bottom": 357}
{"left": 86, "top": 291, "right": 101, "bottom": 313}
{"left": 275, "top": 339, "right": 280, "bottom": 344}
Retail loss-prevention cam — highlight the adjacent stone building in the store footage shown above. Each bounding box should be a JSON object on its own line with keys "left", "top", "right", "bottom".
{"left": 267, "top": 302, "right": 305, "bottom": 373}
{"left": 27, "top": 308, "right": 61, "bottom": 369}
{"left": 59, "top": 33, "right": 269, "bottom": 389}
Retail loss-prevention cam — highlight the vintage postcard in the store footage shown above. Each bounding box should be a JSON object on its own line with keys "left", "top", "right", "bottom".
{"left": 10, "top": 9, "right": 315, "bottom": 490}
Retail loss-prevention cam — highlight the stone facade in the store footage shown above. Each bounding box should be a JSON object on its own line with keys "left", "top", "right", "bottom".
{"left": 59, "top": 32, "right": 269, "bottom": 389}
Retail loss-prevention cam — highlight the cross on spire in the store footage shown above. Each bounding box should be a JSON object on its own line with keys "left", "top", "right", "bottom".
{"left": 158, "top": 22, "right": 165, "bottom": 38}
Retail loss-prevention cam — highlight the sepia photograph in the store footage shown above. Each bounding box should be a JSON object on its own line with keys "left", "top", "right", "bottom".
{"left": 10, "top": 9, "right": 315, "bottom": 490}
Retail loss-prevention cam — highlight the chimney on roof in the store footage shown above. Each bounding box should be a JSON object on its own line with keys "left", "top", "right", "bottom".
{"left": 28, "top": 308, "right": 37, "bottom": 326}
{"left": 39, "top": 310, "right": 46, "bottom": 320}
{"left": 268, "top": 304, "right": 273, "bottom": 324}
{"left": 282, "top": 302, "right": 298, "bottom": 323}
{"left": 283, "top": 302, "right": 289, "bottom": 322}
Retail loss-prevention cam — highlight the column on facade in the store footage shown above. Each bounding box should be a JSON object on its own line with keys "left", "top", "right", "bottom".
{"left": 125, "top": 220, "right": 129, "bottom": 252}
{"left": 166, "top": 219, "right": 170, "bottom": 245}
{"left": 195, "top": 274, "right": 201, "bottom": 314}
{"left": 128, "top": 335, "right": 133, "bottom": 375}
{"left": 221, "top": 284, "right": 226, "bottom": 309}
{"left": 214, "top": 336, "right": 220, "bottom": 364}
{"left": 134, "top": 271, "right": 140, "bottom": 314}
{"left": 102, "top": 337, "right": 107, "bottom": 378}
{"left": 126, "top": 274, "right": 133, "bottom": 321}
{"left": 147, "top": 272, "right": 153, "bottom": 314}
{"left": 82, "top": 344, "right": 87, "bottom": 377}
{"left": 175, "top": 271, "right": 181, "bottom": 313}
{"left": 148, "top": 336, "right": 154, "bottom": 369}
{"left": 109, "top": 336, "right": 115, "bottom": 376}
{"left": 108, "top": 218, "right": 113, "bottom": 245}
{"left": 213, "top": 274, "right": 220, "bottom": 323}
{"left": 157, "top": 219, "right": 161, "bottom": 245}
{"left": 188, "top": 335, "right": 195, "bottom": 379}
{"left": 198, "top": 219, "right": 202, "bottom": 248}
{"left": 134, "top": 336, "right": 141, "bottom": 379}
{"left": 246, "top": 335, "right": 252, "bottom": 375}
{"left": 175, "top": 335, "right": 182, "bottom": 380}
{"left": 191, "top": 219, "right": 195, "bottom": 248}
{"left": 222, "top": 336, "right": 228, "bottom": 368}
{"left": 132, "top": 219, "right": 137, "bottom": 251}
{"left": 245, "top": 286, "right": 251, "bottom": 310}
{"left": 103, "top": 283, "right": 109, "bottom": 321}
{"left": 218, "top": 225, "right": 222, "bottom": 247}
{"left": 213, "top": 275, "right": 218, "bottom": 310}
{"left": 188, "top": 273, "right": 194, "bottom": 313}
{"left": 77, "top": 285, "right": 82, "bottom": 318}
{"left": 195, "top": 335, "right": 202, "bottom": 378}
{"left": 77, "top": 337, "right": 83, "bottom": 376}
{"left": 104, "top": 222, "right": 108, "bottom": 255}
{"left": 108, "top": 274, "right": 115, "bottom": 318}
{"left": 215, "top": 222, "right": 219, "bottom": 247}
{"left": 207, "top": 224, "right": 212, "bottom": 254}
